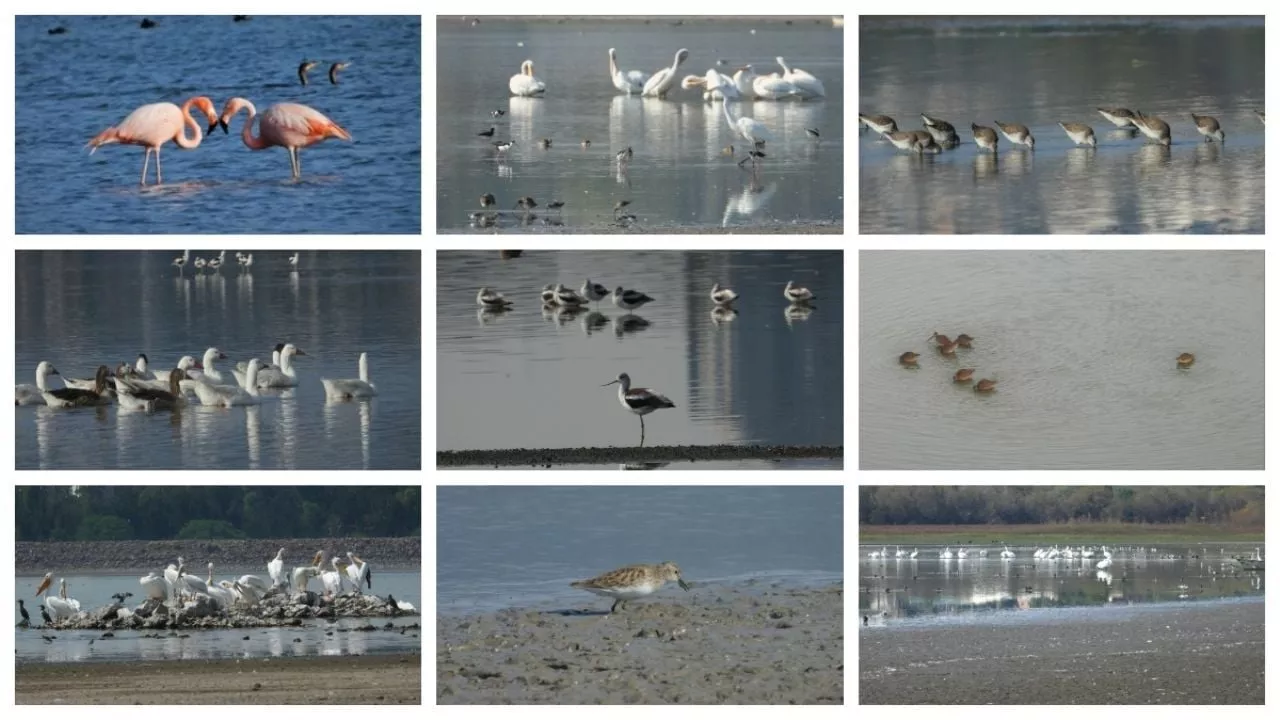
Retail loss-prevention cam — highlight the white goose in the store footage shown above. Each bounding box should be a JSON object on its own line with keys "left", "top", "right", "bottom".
{"left": 15, "top": 361, "right": 61, "bottom": 406}
{"left": 608, "top": 48, "right": 650, "bottom": 94}
{"left": 509, "top": 60, "right": 547, "bottom": 96}
{"left": 642, "top": 48, "right": 690, "bottom": 98}
{"left": 186, "top": 358, "right": 262, "bottom": 407}
{"left": 255, "top": 343, "right": 306, "bottom": 388}
{"left": 150, "top": 356, "right": 198, "bottom": 388}
{"left": 234, "top": 344, "right": 283, "bottom": 388}
{"left": 776, "top": 56, "right": 825, "bottom": 98}
{"left": 185, "top": 348, "right": 228, "bottom": 384}
{"left": 321, "top": 352, "right": 378, "bottom": 399}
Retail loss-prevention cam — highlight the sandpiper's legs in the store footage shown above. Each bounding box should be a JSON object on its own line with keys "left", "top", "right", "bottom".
{"left": 610, "top": 598, "right": 623, "bottom": 613}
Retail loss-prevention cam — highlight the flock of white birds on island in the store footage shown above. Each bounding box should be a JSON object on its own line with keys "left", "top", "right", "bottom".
{"left": 27, "top": 549, "right": 414, "bottom": 624}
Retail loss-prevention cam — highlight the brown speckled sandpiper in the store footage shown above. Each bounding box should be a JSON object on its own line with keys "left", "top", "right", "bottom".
{"left": 1132, "top": 111, "right": 1171, "bottom": 146}
{"left": 859, "top": 113, "right": 898, "bottom": 134}
{"left": 1190, "top": 114, "right": 1225, "bottom": 142}
{"left": 921, "top": 114, "right": 959, "bottom": 147}
{"left": 953, "top": 368, "right": 975, "bottom": 383}
{"left": 1059, "top": 122, "right": 1097, "bottom": 148}
{"left": 1177, "top": 353, "right": 1195, "bottom": 368}
{"left": 974, "top": 379, "right": 997, "bottom": 392}
{"left": 899, "top": 352, "right": 919, "bottom": 367}
{"left": 994, "top": 121, "right": 1035, "bottom": 149}
{"left": 971, "top": 124, "right": 998, "bottom": 153}
{"left": 955, "top": 334, "right": 974, "bottom": 348}
{"left": 1097, "top": 107, "right": 1136, "bottom": 128}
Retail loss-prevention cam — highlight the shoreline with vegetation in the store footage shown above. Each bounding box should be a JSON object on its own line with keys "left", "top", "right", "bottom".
{"left": 15, "top": 537, "right": 421, "bottom": 574}
{"left": 859, "top": 523, "right": 1263, "bottom": 544}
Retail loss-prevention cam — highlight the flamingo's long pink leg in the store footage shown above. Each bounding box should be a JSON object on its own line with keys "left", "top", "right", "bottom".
{"left": 289, "top": 147, "right": 301, "bottom": 179}
{"left": 140, "top": 148, "right": 152, "bottom": 186}
{"left": 155, "top": 146, "right": 163, "bottom": 185}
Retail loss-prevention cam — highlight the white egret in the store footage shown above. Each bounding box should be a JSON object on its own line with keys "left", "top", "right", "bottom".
{"left": 608, "top": 48, "right": 649, "bottom": 94}
{"left": 775, "top": 56, "right": 825, "bottom": 98}
{"left": 509, "top": 60, "right": 546, "bottom": 97}
{"left": 642, "top": 49, "right": 690, "bottom": 98}
{"left": 706, "top": 71, "right": 772, "bottom": 162}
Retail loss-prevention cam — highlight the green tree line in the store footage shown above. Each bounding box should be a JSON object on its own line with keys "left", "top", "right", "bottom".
{"left": 15, "top": 486, "right": 421, "bottom": 541}
{"left": 860, "top": 486, "right": 1263, "bottom": 527}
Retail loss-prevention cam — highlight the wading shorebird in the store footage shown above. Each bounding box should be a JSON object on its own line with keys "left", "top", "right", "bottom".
{"left": 899, "top": 352, "right": 919, "bottom": 367}
{"left": 883, "top": 130, "right": 935, "bottom": 153}
{"left": 1132, "top": 111, "right": 1171, "bottom": 146}
{"left": 539, "top": 138, "right": 552, "bottom": 149}
{"left": 783, "top": 280, "right": 815, "bottom": 305}
{"left": 601, "top": 373, "right": 676, "bottom": 447}
{"left": 954, "top": 368, "right": 975, "bottom": 383}
{"left": 710, "top": 283, "right": 739, "bottom": 306}
{"left": 613, "top": 287, "right": 654, "bottom": 312}
{"left": 581, "top": 279, "right": 609, "bottom": 306}
{"left": 1097, "top": 107, "right": 1137, "bottom": 128}
{"left": 994, "top": 121, "right": 1035, "bottom": 150}
{"left": 1190, "top": 113, "right": 1225, "bottom": 142}
{"left": 476, "top": 287, "right": 514, "bottom": 310}
{"left": 1177, "top": 353, "right": 1195, "bottom": 368}
{"left": 570, "top": 561, "right": 689, "bottom": 613}
{"left": 1059, "top": 122, "right": 1097, "bottom": 148}
{"left": 971, "top": 123, "right": 998, "bottom": 153}
{"left": 859, "top": 113, "right": 898, "bottom": 134}
{"left": 975, "top": 379, "right": 998, "bottom": 393}
{"left": 493, "top": 140, "right": 515, "bottom": 153}
{"left": 921, "top": 114, "right": 959, "bottom": 147}
{"left": 955, "top": 334, "right": 974, "bottom": 348}
{"left": 477, "top": 127, "right": 495, "bottom": 137}
{"left": 479, "top": 193, "right": 495, "bottom": 208}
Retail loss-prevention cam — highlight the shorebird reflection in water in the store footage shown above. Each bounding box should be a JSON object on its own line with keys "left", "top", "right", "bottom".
{"left": 602, "top": 373, "right": 676, "bottom": 447}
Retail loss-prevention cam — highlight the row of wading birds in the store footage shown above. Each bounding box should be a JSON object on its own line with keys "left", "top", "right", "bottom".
{"left": 867, "top": 545, "right": 1115, "bottom": 568}
{"left": 859, "top": 108, "right": 1266, "bottom": 153}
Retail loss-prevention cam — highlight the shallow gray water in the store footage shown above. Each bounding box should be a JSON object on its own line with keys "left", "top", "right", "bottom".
{"left": 859, "top": 544, "right": 1264, "bottom": 626}
{"left": 859, "top": 16, "right": 1264, "bottom": 234}
{"left": 16, "top": 15, "right": 421, "bottom": 234}
{"left": 436, "top": 250, "right": 843, "bottom": 456}
{"left": 15, "top": 571, "right": 421, "bottom": 662}
{"left": 437, "top": 17, "right": 844, "bottom": 232}
{"left": 15, "top": 251, "right": 421, "bottom": 470}
{"left": 437, "top": 486, "right": 842, "bottom": 615}
{"left": 860, "top": 251, "right": 1263, "bottom": 470}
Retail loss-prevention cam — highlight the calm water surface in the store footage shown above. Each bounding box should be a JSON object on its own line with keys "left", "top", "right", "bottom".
{"left": 436, "top": 251, "right": 843, "bottom": 457}
{"left": 860, "top": 251, "right": 1263, "bottom": 469}
{"left": 437, "top": 18, "right": 844, "bottom": 232}
{"left": 15, "top": 251, "right": 421, "bottom": 470}
{"left": 438, "top": 486, "right": 843, "bottom": 615}
{"left": 16, "top": 15, "right": 421, "bottom": 233}
{"left": 15, "top": 571, "right": 420, "bottom": 663}
{"left": 860, "top": 17, "right": 1264, "bottom": 233}
{"left": 859, "top": 544, "right": 1264, "bottom": 625}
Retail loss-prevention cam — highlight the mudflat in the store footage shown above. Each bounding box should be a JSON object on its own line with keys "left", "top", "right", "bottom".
{"left": 16, "top": 653, "right": 421, "bottom": 704}
{"left": 438, "top": 584, "right": 843, "bottom": 704}
{"left": 860, "top": 599, "right": 1263, "bottom": 704}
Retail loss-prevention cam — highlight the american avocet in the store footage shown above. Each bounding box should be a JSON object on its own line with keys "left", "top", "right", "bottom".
{"left": 172, "top": 250, "right": 189, "bottom": 274}
{"left": 540, "top": 284, "right": 558, "bottom": 305}
{"left": 289, "top": 252, "right": 299, "bottom": 269}
{"left": 710, "top": 283, "right": 738, "bottom": 306}
{"left": 494, "top": 140, "right": 515, "bottom": 153}
{"left": 581, "top": 279, "right": 609, "bottom": 306}
{"left": 613, "top": 287, "right": 653, "bottom": 312}
{"left": 194, "top": 257, "right": 207, "bottom": 272}
{"left": 480, "top": 193, "right": 496, "bottom": 208}
{"left": 613, "top": 200, "right": 631, "bottom": 217}
{"left": 602, "top": 372, "right": 675, "bottom": 447}
{"left": 491, "top": 109, "right": 505, "bottom": 118}
{"left": 616, "top": 147, "right": 633, "bottom": 164}
{"left": 514, "top": 196, "right": 537, "bottom": 211}
{"left": 539, "top": 138, "right": 552, "bottom": 149}
{"left": 805, "top": 127, "right": 820, "bottom": 139}
{"left": 476, "top": 287, "right": 514, "bottom": 309}
{"left": 783, "top": 280, "right": 814, "bottom": 304}
{"left": 554, "top": 283, "right": 588, "bottom": 307}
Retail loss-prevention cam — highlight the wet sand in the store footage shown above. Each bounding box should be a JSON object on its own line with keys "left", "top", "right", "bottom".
{"left": 860, "top": 599, "right": 1263, "bottom": 704}
{"left": 15, "top": 654, "right": 421, "bottom": 704}
{"left": 438, "top": 584, "right": 843, "bottom": 704}
{"left": 437, "top": 444, "right": 843, "bottom": 467}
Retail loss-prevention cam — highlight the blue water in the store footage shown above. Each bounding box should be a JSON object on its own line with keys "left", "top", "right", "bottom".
{"left": 437, "top": 486, "right": 843, "bottom": 615}
{"left": 16, "top": 15, "right": 421, "bottom": 233}
{"left": 14, "top": 251, "right": 421, "bottom": 470}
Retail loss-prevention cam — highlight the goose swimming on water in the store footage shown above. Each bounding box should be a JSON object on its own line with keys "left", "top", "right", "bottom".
{"left": 42, "top": 366, "right": 112, "bottom": 407}
{"left": 321, "top": 352, "right": 378, "bottom": 399}
{"left": 186, "top": 358, "right": 263, "bottom": 407}
{"left": 254, "top": 343, "right": 306, "bottom": 388}
{"left": 15, "top": 361, "right": 61, "bottom": 406}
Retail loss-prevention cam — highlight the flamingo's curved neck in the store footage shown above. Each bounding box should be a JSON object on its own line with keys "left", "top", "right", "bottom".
{"left": 174, "top": 98, "right": 205, "bottom": 150}
{"left": 237, "top": 101, "right": 269, "bottom": 150}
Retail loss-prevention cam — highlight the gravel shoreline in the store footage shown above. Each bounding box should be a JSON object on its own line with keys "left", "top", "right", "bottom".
{"left": 438, "top": 444, "right": 843, "bottom": 467}
{"left": 15, "top": 654, "right": 420, "bottom": 704}
{"left": 15, "top": 537, "right": 421, "bottom": 574}
{"left": 860, "top": 599, "right": 1264, "bottom": 704}
{"left": 437, "top": 583, "right": 843, "bottom": 704}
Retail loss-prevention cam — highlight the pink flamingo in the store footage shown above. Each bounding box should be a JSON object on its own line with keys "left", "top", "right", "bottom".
{"left": 86, "top": 96, "right": 218, "bottom": 186}
{"left": 213, "top": 98, "right": 351, "bottom": 179}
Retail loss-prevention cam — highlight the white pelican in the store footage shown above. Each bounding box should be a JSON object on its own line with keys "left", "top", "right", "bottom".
{"left": 268, "top": 548, "right": 286, "bottom": 587}
{"left": 186, "top": 358, "right": 262, "bottom": 407}
{"left": 1096, "top": 547, "right": 1113, "bottom": 570}
{"left": 346, "top": 552, "right": 371, "bottom": 592}
{"left": 292, "top": 564, "right": 321, "bottom": 593}
{"left": 776, "top": 56, "right": 825, "bottom": 98}
{"left": 1001, "top": 546, "right": 1016, "bottom": 559}
{"left": 178, "top": 561, "right": 208, "bottom": 597}
{"left": 321, "top": 352, "right": 378, "bottom": 400}
{"left": 390, "top": 597, "right": 416, "bottom": 612}
{"left": 642, "top": 48, "right": 690, "bottom": 98}
{"left": 320, "top": 558, "right": 346, "bottom": 597}
{"left": 206, "top": 580, "right": 236, "bottom": 609}
{"left": 752, "top": 72, "right": 799, "bottom": 100}
{"left": 608, "top": 48, "right": 649, "bottom": 94}
{"left": 957, "top": 548, "right": 968, "bottom": 559}
{"left": 940, "top": 547, "right": 953, "bottom": 559}
{"left": 509, "top": 60, "right": 546, "bottom": 97}
{"left": 894, "top": 546, "right": 907, "bottom": 559}
{"left": 238, "top": 574, "right": 270, "bottom": 594}
{"left": 732, "top": 65, "right": 759, "bottom": 99}
{"left": 681, "top": 71, "right": 732, "bottom": 101}
{"left": 16, "top": 362, "right": 61, "bottom": 406}
{"left": 165, "top": 562, "right": 182, "bottom": 601}
{"left": 868, "top": 549, "right": 880, "bottom": 559}
{"left": 45, "top": 579, "right": 81, "bottom": 621}
{"left": 254, "top": 343, "right": 306, "bottom": 388}
{"left": 35, "top": 572, "right": 53, "bottom": 597}
{"left": 910, "top": 548, "right": 919, "bottom": 559}
{"left": 139, "top": 572, "right": 169, "bottom": 601}
{"left": 231, "top": 580, "right": 262, "bottom": 607}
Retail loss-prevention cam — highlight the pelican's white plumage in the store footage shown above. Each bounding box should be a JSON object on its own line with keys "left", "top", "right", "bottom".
{"left": 292, "top": 564, "right": 321, "bottom": 593}
{"left": 322, "top": 352, "right": 378, "bottom": 399}
{"left": 139, "top": 572, "right": 170, "bottom": 601}
{"left": 642, "top": 48, "right": 690, "bottom": 98}
{"left": 268, "top": 548, "right": 286, "bottom": 588}
{"left": 732, "top": 65, "right": 759, "bottom": 99}
{"left": 187, "top": 358, "right": 262, "bottom": 407}
{"left": 46, "top": 579, "right": 81, "bottom": 621}
{"left": 609, "top": 48, "right": 650, "bottom": 94}
{"left": 509, "top": 60, "right": 547, "bottom": 96}
{"left": 776, "top": 56, "right": 825, "bottom": 98}
{"left": 347, "top": 552, "right": 371, "bottom": 593}
{"left": 752, "top": 72, "right": 799, "bottom": 100}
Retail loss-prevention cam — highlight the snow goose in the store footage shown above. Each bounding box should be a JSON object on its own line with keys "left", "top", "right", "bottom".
{"left": 151, "top": 356, "right": 198, "bottom": 387}
{"left": 187, "top": 359, "right": 263, "bottom": 407}
{"left": 116, "top": 365, "right": 188, "bottom": 412}
{"left": 255, "top": 343, "right": 306, "bottom": 388}
{"left": 321, "top": 352, "right": 378, "bottom": 399}
{"left": 15, "top": 361, "right": 60, "bottom": 406}
{"left": 234, "top": 344, "right": 283, "bottom": 387}
{"left": 42, "top": 366, "right": 112, "bottom": 407}
{"left": 185, "top": 348, "right": 228, "bottom": 384}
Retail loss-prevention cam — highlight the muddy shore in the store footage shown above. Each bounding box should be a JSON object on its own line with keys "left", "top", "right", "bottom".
{"left": 15, "top": 537, "right": 421, "bottom": 574}
{"left": 437, "top": 444, "right": 843, "bottom": 468}
{"left": 860, "top": 599, "right": 1264, "bottom": 704}
{"left": 437, "top": 584, "right": 843, "bottom": 704}
{"left": 15, "top": 653, "right": 421, "bottom": 704}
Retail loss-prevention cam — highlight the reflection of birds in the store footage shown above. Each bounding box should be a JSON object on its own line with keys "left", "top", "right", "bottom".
{"left": 478, "top": 127, "right": 495, "bottom": 137}
{"left": 213, "top": 98, "right": 352, "bottom": 180}
{"left": 87, "top": 97, "right": 219, "bottom": 186}
{"left": 298, "top": 60, "right": 317, "bottom": 86}
{"left": 328, "top": 62, "right": 350, "bottom": 85}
